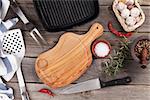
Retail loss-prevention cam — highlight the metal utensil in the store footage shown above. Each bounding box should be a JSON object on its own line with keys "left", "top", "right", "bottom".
{"left": 10, "top": 0, "right": 48, "bottom": 46}
{"left": 2, "top": 29, "right": 30, "bottom": 100}
{"left": 0, "top": 0, "right": 10, "bottom": 20}
{"left": 57, "top": 76, "right": 131, "bottom": 94}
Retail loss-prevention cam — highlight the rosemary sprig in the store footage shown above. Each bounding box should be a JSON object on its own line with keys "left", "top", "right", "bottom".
{"left": 103, "top": 38, "right": 130, "bottom": 76}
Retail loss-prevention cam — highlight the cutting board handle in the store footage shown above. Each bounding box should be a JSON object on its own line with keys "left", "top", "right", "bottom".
{"left": 83, "top": 23, "right": 104, "bottom": 44}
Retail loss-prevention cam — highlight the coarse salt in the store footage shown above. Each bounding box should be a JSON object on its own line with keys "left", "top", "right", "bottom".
{"left": 94, "top": 42, "right": 110, "bottom": 57}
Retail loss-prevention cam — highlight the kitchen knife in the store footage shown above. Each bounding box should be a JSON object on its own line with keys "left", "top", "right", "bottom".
{"left": 58, "top": 76, "right": 131, "bottom": 94}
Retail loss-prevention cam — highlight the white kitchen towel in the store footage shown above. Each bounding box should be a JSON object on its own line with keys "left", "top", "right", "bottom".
{"left": 1, "top": 55, "right": 18, "bottom": 81}
{"left": 0, "top": 40, "right": 18, "bottom": 81}
{"left": 0, "top": 0, "right": 10, "bottom": 20}
{"left": 0, "top": 57, "right": 7, "bottom": 76}
{"left": 0, "top": 94, "right": 12, "bottom": 100}
{"left": 0, "top": 78, "right": 14, "bottom": 100}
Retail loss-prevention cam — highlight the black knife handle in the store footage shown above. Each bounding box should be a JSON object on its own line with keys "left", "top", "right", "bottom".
{"left": 100, "top": 76, "right": 131, "bottom": 88}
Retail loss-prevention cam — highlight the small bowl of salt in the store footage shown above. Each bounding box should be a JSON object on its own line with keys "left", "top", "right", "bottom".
{"left": 92, "top": 40, "right": 111, "bottom": 58}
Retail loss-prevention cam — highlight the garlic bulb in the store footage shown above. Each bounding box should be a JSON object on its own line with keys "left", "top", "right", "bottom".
{"left": 121, "top": 9, "right": 130, "bottom": 18}
{"left": 131, "top": 7, "right": 140, "bottom": 17}
{"left": 126, "top": 16, "right": 136, "bottom": 26}
{"left": 136, "top": 16, "right": 141, "bottom": 23}
{"left": 116, "top": 2, "right": 127, "bottom": 12}
{"left": 126, "top": 0, "right": 134, "bottom": 6}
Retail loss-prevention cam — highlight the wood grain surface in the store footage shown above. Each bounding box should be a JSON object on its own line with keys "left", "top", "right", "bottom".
{"left": 35, "top": 23, "right": 103, "bottom": 88}
{"left": 4, "top": 0, "right": 150, "bottom": 100}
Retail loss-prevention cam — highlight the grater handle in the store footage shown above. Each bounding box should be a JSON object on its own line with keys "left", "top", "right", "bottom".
{"left": 16, "top": 65, "right": 30, "bottom": 100}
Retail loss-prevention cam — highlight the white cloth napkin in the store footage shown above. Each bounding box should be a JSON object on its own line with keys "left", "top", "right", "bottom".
{"left": 0, "top": 0, "right": 10, "bottom": 20}
{"left": 0, "top": 40, "right": 18, "bottom": 81}
{"left": 0, "top": 78, "right": 14, "bottom": 100}
{"left": 1, "top": 55, "right": 18, "bottom": 81}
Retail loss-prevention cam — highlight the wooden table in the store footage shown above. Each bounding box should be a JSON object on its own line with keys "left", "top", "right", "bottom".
{"left": 6, "top": 0, "right": 150, "bottom": 100}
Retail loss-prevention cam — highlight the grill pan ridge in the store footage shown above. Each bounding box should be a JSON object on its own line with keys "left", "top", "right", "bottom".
{"left": 33, "top": 0, "right": 99, "bottom": 31}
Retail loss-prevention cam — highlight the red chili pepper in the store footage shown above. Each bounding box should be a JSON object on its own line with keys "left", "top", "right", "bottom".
{"left": 108, "top": 21, "right": 132, "bottom": 37}
{"left": 38, "top": 89, "right": 55, "bottom": 97}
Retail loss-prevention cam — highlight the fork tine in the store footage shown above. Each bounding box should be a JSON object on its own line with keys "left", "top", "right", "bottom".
{"left": 32, "top": 28, "right": 48, "bottom": 45}
{"left": 29, "top": 30, "right": 42, "bottom": 46}
{"left": 30, "top": 28, "right": 48, "bottom": 46}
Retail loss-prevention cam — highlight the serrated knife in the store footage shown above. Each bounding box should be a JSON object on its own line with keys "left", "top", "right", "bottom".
{"left": 58, "top": 76, "right": 131, "bottom": 94}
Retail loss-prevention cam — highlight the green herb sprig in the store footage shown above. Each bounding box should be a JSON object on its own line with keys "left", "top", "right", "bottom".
{"left": 104, "top": 38, "right": 130, "bottom": 76}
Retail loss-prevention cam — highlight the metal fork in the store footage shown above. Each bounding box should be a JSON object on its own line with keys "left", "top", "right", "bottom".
{"left": 10, "top": 0, "right": 48, "bottom": 46}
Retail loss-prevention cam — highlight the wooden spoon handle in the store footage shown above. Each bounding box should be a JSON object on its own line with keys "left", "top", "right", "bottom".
{"left": 140, "top": 47, "right": 148, "bottom": 66}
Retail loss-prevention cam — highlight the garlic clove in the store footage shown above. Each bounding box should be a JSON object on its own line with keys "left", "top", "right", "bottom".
{"left": 126, "top": 0, "right": 134, "bottom": 6}
{"left": 125, "top": 0, "right": 129, "bottom": 3}
{"left": 126, "top": 16, "right": 136, "bottom": 26}
{"left": 131, "top": 7, "right": 141, "bottom": 18}
{"left": 116, "top": 2, "right": 127, "bottom": 12}
{"left": 127, "top": 4, "right": 135, "bottom": 10}
{"left": 136, "top": 16, "right": 141, "bottom": 23}
{"left": 121, "top": 9, "right": 130, "bottom": 19}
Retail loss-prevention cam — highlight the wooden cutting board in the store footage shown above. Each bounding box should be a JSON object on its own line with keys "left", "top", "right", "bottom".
{"left": 35, "top": 23, "right": 104, "bottom": 89}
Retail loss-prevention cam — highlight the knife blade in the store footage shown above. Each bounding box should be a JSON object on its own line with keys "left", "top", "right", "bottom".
{"left": 58, "top": 76, "right": 131, "bottom": 94}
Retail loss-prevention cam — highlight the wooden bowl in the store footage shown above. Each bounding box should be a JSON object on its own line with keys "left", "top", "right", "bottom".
{"left": 131, "top": 35, "right": 150, "bottom": 67}
{"left": 92, "top": 40, "right": 111, "bottom": 58}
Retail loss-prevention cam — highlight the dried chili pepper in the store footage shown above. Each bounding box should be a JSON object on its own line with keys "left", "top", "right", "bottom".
{"left": 38, "top": 89, "right": 55, "bottom": 97}
{"left": 108, "top": 21, "right": 132, "bottom": 37}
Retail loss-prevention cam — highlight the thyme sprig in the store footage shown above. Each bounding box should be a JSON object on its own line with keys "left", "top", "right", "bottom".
{"left": 104, "top": 38, "right": 130, "bottom": 76}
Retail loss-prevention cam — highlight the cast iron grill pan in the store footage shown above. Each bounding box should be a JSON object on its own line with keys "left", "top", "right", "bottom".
{"left": 33, "top": 0, "right": 99, "bottom": 31}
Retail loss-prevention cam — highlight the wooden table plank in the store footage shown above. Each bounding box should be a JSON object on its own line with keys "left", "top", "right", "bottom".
{"left": 23, "top": 31, "right": 117, "bottom": 57}
{"left": 7, "top": 83, "right": 150, "bottom": 100}
{"left": 23, "top": 31, "right": 149, "bottom": 57}
{"left": 11, "top": 31, "right": 149, "bottom": 85}
{"left": 16, "top": 0, "right": 150, "bottom": 6}
{"left": 9, "top": 58, "right": 150, "bottom": 85}
{"left": 6, "top": 5, "right": 150, "bottom": 32}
